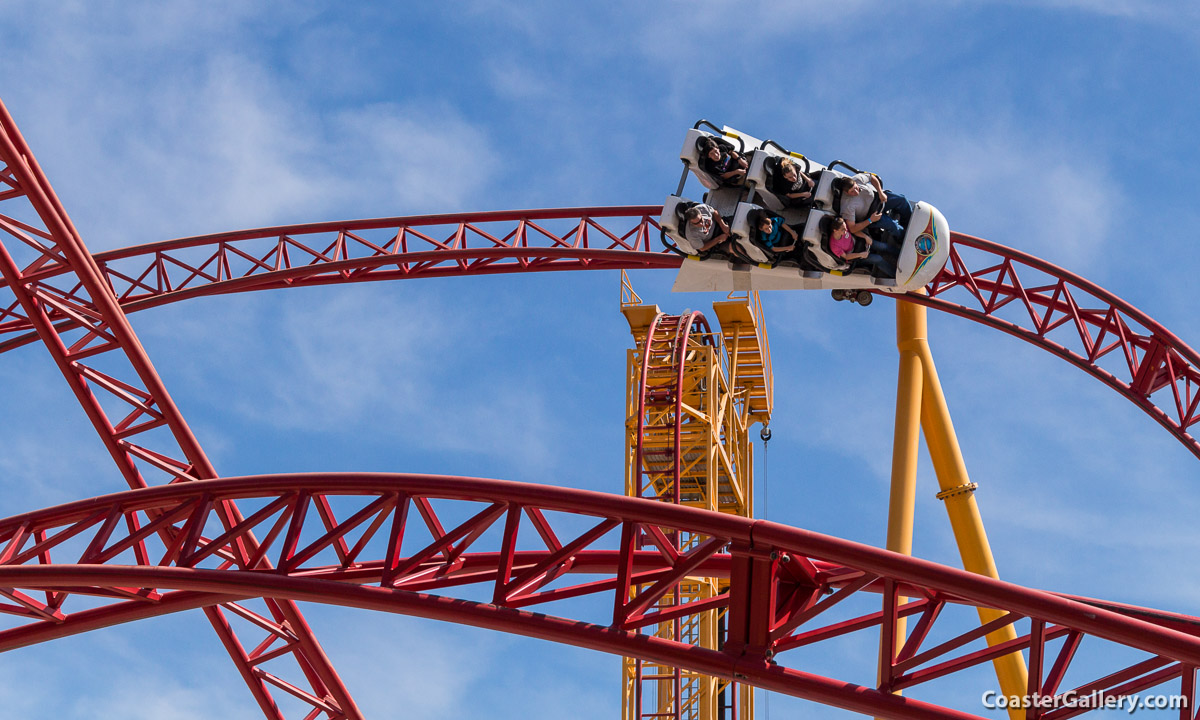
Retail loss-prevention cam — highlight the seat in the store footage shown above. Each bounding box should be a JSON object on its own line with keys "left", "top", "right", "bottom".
{"left": 810, "top": 168, "right": 847, "bottom": 211}
{"left": 660, "top": 195, "right": 704, "bottom": 255}
{"left": 799, "top": 208, "right": 850, "bottom": 273}
{"left": 729, "top": 202, "right": 774, "bottom": 265}
{"left": 680, "top": 128, "right": 736, "bottom": 190}
{"left": 744, "top": 151, "right": 782, "bottom": 212}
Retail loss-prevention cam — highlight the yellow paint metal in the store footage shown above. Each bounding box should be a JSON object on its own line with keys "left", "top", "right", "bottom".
{"left": 896, "top": 294, "right": 1028, "bottom": 720}
{"left": 620, "top": 283, "right": 770, "bottom": 720}
{"left": 876, "top": 295, "right": 927, "bottom": 717}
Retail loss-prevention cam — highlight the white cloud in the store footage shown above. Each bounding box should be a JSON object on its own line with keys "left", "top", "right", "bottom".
{"left": 242, "top": 290, "right": 443, "bottom": 427}
{"left": 991, "top": 0, "right": 1198, "bottom": 22}
{"left": 72, "top": 680, "right": 249, "bottom": 720}
{"left": 842, "top": 121, "right": 1119, "bottom": 275}
{"left": 329, "top": 102, "right": 498, "bottom": 213}
{"left": 487, "top": 61, "right": 556, "bottom": 101}
{"left": 101, "top": 64, "right": 498, "bottom": 245}
{"left": 2, "top": 3, "right": 1199, "bottom": 718}
{"left": 0, "top": 355, "right": 122, "bottom": 514}
{"left": 319, "top": 611, "right": 617, "bottom": 720}
{"left": 634, "top": 2, "right": 876, "bottom": 66}
{"left": 0, "top": 4, "right": 498, "bottom": 252}
{"left": 130, "top": 284, "right": 563, "bottom": 475}
{"left": 0, "top": 617, "right": 261, "bottom": 720}
{"left": 323, "top": 614, "right": 487, "bottom": 717}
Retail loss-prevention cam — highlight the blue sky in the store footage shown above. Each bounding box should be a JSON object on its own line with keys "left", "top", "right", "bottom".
{"left": 1, "top": 2, "right": 1199, "bottom": 718}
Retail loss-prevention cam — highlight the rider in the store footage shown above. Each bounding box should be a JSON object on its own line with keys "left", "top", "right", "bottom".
{"left": 755, "top": 212, "right": 799, "bottom": 254}
{"left": 832, "top": 173, "right": 912, "bottom": 247}
{"left": 683, "top": 203, "right": 732, "bottom": 253}
{"left": 698, "top": 136, "right": 748, "bottom": 186}
{"left": 771, "top": 158, "right": 814, "bottom": 209}
{"left": 821, "top": 214, "right": 895, "bottom": 276}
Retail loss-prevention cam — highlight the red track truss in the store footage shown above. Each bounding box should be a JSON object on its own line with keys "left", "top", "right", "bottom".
{"left": 1, "top": 214, "right": 1196, "bottom": 460}
{"left": 4, "top": 89, "right": 1200, "bottom": 720}
{"left": 0, "top": 474, "right": 1198, "bottom": 720}
{"left": 633, "top": 310, "right": 713, "bottom": 503}
{"left": 0, "top": 206, "right": 672, "bottom": 352}
{"left": 0, "top": 99, "right": 359, "bottom": 719}
{"left": 919, "top": 234, "right": 1200, "bottom": 460}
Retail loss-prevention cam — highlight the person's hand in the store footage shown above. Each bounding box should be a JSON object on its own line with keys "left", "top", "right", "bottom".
{"left": 870, "top": 211, "right": 883, "bottom": 222}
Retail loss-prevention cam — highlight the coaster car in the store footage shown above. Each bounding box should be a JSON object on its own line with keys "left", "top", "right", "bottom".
{"left": 663, "top": 123, "right": 950, "bottom": 295}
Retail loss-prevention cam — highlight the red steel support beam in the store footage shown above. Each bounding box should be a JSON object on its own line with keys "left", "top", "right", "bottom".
{"left": 0, "top": 98, "right": 360, "bottom": 720}
{"left": 2, "top": 219, "right": 1196, "bottom": 465}
{"left": 2, "top": 474, "right": 1196, "bottom": 720}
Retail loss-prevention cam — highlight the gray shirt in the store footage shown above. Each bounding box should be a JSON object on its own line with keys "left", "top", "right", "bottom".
{"left": 682, "top": 204, "right": 716, "bottom": 251}
{"left": 839, "top": 173, "right": 877, "bottom": 223}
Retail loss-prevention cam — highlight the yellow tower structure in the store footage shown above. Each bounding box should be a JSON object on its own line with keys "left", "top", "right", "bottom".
{"left": 619, "top": 272, "right": 772, "bottom": 720}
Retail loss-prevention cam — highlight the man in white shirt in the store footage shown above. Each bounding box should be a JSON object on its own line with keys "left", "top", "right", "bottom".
{"left": 682, "top": 204, "right": 731, "bottom": 253}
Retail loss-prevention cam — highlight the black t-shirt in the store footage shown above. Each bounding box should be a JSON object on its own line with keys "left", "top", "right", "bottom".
{"left": 773, "top": 171, "right": 812, "bottom": 206}
{"left": 703, "top": 151, "right": 741, "bottom": 177}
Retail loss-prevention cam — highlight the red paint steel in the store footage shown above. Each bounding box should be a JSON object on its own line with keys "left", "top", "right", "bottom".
{"left": 1, "top": 215, "right": 1195, "bottom": 461}
{"left": 1, "top": 474, "right": 1198, "bottom": 720}
{"left": 3, "top": 93, "right": 1200, "bottom": 720}
{"left": 0, "top": 98, "right": 360, "bottom": 720}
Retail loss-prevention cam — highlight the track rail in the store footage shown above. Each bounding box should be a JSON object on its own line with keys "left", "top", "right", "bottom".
{"left": 2, "top": 93, "right": 1198, "bottom": 719}
{"left": 633, "top": 310, "right": 713, "bottom": 504}
{"left": 0, "top": 206, "right": 671, "bottom": 352}
{"left": 0, "top": 98, "right": 359, "bottom": 720}
{"left": 628, "top": 309, "right": 726, "bottom": 720}
{"left": 920, "top": 233, "right": 1200, "bottom": 458}
{"left": 0, "top": 474, "right": 1198, "bottom": 720}
{"left": 1, "top": 213, "right": 1195, "bottom": 460}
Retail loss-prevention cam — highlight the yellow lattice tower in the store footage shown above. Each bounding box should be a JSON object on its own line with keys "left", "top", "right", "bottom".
{"left": 619, "top": 271, "right": 772, "bottom": 720}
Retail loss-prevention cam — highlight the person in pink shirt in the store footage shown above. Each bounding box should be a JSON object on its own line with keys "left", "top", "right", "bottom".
{"left": 820, "top": 215, "right": 896, "bottom": 276}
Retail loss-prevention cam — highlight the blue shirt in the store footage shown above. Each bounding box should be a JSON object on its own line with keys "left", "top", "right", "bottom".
{"left": 760, "top": 217, "right": 784, "bottom": 248}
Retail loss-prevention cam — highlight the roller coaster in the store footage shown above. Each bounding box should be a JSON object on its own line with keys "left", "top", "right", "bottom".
{"left": 2, "top": 95, "right": 1200, "bottom": 720}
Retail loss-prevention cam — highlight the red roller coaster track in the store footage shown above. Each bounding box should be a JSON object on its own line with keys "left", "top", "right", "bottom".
{"left": 0, "top": 99, "right": 358, "bottom": 720}
{"left": 2, "top": 474, "right": 1199, "bottom": 720}
{"left": 2, "top": 213, "right": 1196, "bottom": 461}
{"left": 3, "top": 94, "right": 1200, "bottom": 720}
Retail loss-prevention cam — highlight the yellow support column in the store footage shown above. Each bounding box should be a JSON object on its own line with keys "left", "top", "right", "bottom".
{"left": 888, "top": 299, "right": 925, "bottom": 558}
{"left": 876, "top": 294, "right": 927, "bottom": 715}
{"left": 899, "top": 294, "right": 1027, "bottom": 720}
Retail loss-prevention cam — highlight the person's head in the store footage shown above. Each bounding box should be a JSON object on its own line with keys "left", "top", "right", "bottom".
{"left": 684, "top": 206, "right": 711, "bottom": 229}
{"left": 779, "top": 158, "right": 797, "bottom": 182}
{"left": 835, "top": 177, "right": 859, "bottom": 196}
{"left": 757, "top": 215, "right": 774, "bottom": 234}
{"left": 820, "top": 214, "right": 847, "bottom": 237}
{"left": 698, "top": 137, "right": 719, "bottom": 158}
{"left": 706, "top": 144, "right": 722, "bottom": 162}
{"left": 834, "top": 177, "right": 861, "bottom": 196}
